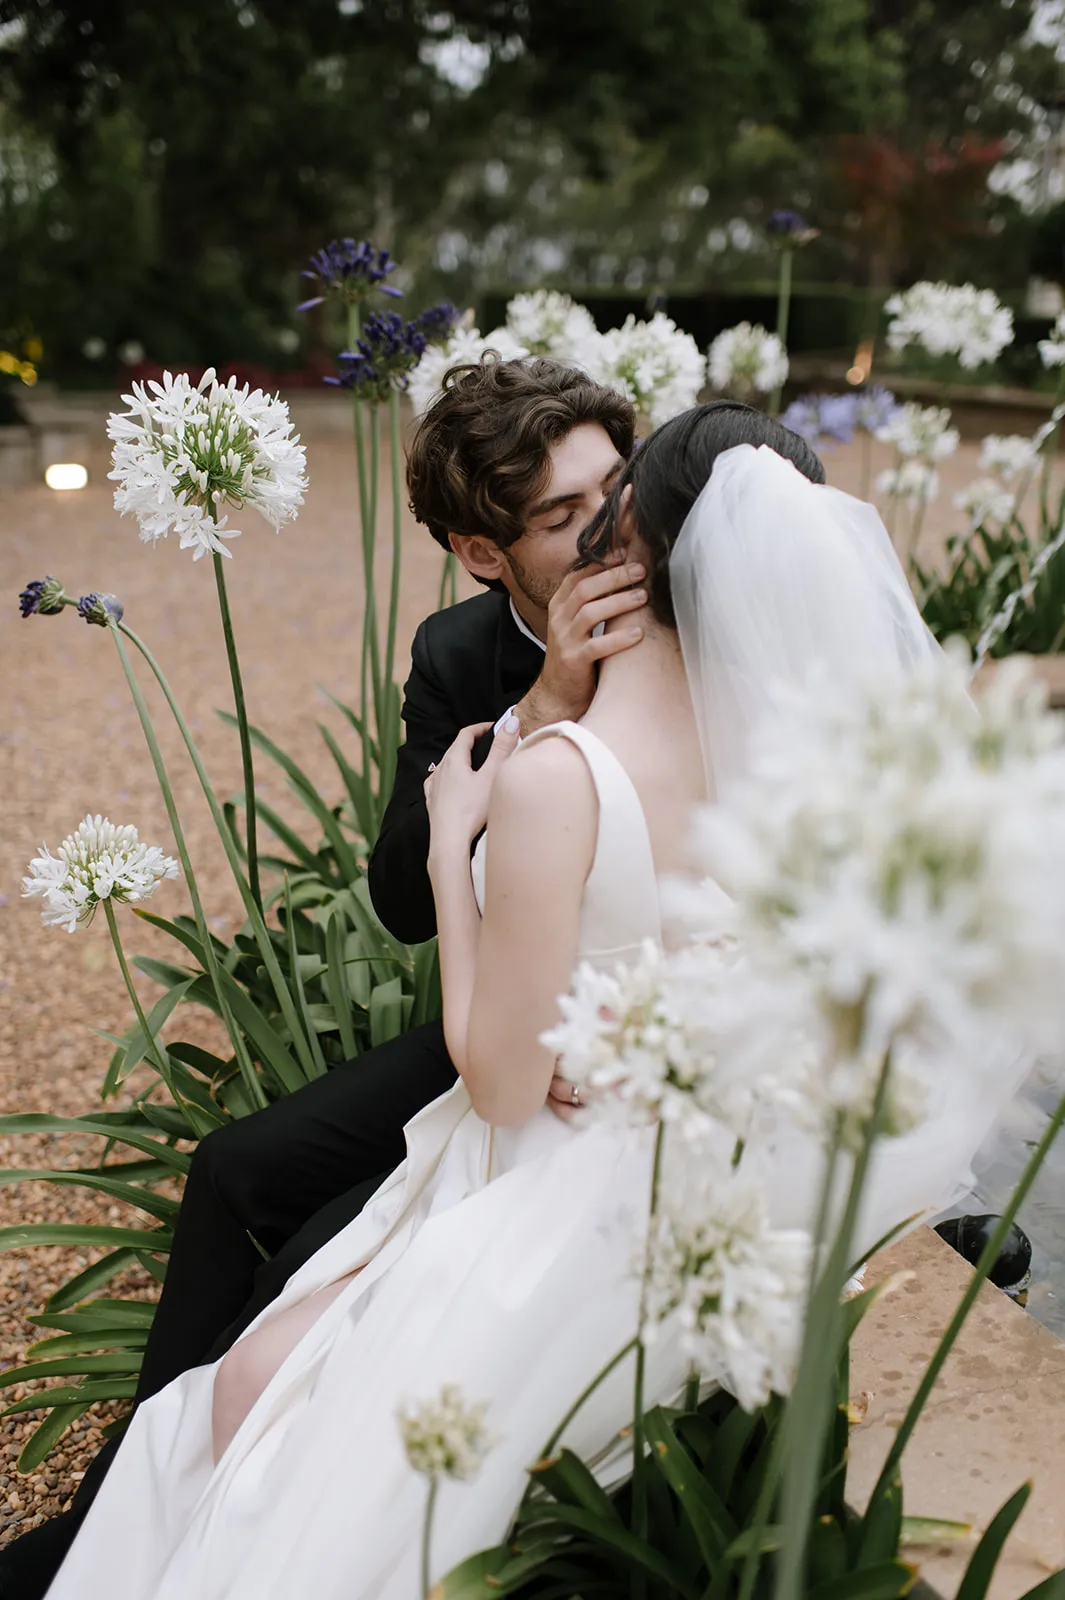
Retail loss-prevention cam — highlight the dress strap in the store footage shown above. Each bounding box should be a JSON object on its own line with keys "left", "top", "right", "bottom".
{"left": 520, "top": 721, "right": 662, "bottom": 953}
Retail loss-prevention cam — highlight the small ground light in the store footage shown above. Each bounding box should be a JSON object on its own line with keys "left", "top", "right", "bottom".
{"left": 44, "top": 463, "right": 88, "bottom": 491}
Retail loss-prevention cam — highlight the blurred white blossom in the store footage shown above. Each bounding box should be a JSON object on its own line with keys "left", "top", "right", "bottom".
{"left": 504, "top": 289, "right": 598, "bottom": 361}
{"left": 978, "top": 433, "right": 1040, "bottom": 483}
{"left": 1038, "top": 310, "right": 1065, "bottom": 368}
{"left": 586, "top": 312, "right": 707, "bottom": 427}
{"left": 23, "top": 815, "right": 179, "bottom": 934}
{"left": 875, "top": 460, "right": 939, "bottom": 509}
{"left": 644, "top": 1132, "right": 809, "bottom": 1412}
{"left": 875, "top": 401, "right": 958, "bottom": 462}
{"left": 397, "top": 1385, "right": 492, "bottom": 1482}
{"left": 689, "top": 651, "right": 1065, "bottom": 1092}
{"left": 885, "top": 281, "right": 1014, "bottom": 370}
{"left": 107, "top": 369, "right": 307, "bottom": 560}
{"left": 707, "top": 322, "right": 788, "bottom": 400}
{"left": 407, "top": 325, "right": 529, "bottom": 416}
{"left": 954, "top": 477, "right": 1016, "bottom": 529}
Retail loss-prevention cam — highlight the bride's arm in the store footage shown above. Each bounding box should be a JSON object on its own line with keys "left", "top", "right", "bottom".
{"left": 430, "top": 739, "right": 598, "bottom": 1126}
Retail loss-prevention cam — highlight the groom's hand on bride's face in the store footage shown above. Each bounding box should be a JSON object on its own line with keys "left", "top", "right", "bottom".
{"left": 516, "top": 563, "right": 647, "bottom": 735}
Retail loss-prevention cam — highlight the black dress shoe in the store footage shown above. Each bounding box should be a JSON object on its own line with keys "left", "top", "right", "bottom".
{"left": 934, "top": 1213, "right": 1033, "bottom": 1299}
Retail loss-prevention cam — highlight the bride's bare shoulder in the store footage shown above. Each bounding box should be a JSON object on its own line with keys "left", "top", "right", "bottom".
{"left": 487, "top": 733, "right": 598, "bottom": 846}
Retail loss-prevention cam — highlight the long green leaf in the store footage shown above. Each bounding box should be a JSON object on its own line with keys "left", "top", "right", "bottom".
{"left": 45, "top": 1248, "right": 139, "bottom": 1311}
{"left": 0, "top": 1113, "right": 189, "bottom": 1173}
{"left": 282, "top": 878, "right": 327, "bottom": 1078}
{"left": 516, "top": 1504, "right": 701, "bottom": 1598}
{"left": 807, "top": 1561, "right": 915, "bottom": 1600}
{"left": 317, "top": 721, "right": 377, "bottom": 843}
{"left": 325, "top": 910, "right": 359, "bottom": 1059}
{"left": 369, "top": 974, "right": 405, "bottom": 1047}
{"left": 0, "top": 1353, "right": 142, "bottom": 1390}
{"left": 102, "top": 977, "right": 195, "bottom": 1096}
{"left": 27, "top": 1329, "right": 149, "bottom": 1359}
{"left": 529, "top": 1448, "right": 621, "bottom": 1524}
{"left": 17, "top": 1403, "right": 89, "bottom": 1474}
{"left": 954, "top": 1484, "right": 1031, "bottom": 1600}
{"left": 254, "top": 798, "right": 336, "bottom": 878}
{"left": 217, "top": 712, "right": 360, "bottom": 882}
{"left": 1, "top": 1379, "right": 138, "bottom": 1416}
{"left": 0, "top": 1169, "right": 178, "bottom": 1223}
{"left": 858, "top": 1470, "right": 903, "bottom": 1567}
{"left": 186, "top": 972, "right": 303, "bottom": 1096}
{"left": 0, "top": 1223, "right": 171, "bottom": 1253}
{"left": 643, "top": 1406, "right": 735, "bottom": 1570}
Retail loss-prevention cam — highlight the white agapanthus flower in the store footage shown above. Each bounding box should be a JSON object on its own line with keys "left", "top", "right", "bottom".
{"left": 107, "top": 369, "right": 307, "bottom": 561}
{"left": 407, "top": 325, "right": 530, "bottom": 416}
{"left": 1038, "top": 310, "right": 1065, "bottom": 369}
{"left": 504, "top": 289, "right": 599, "bottom": 362}
{"left": 689, "top": 650, "right": 1065, "bottom": 1091}
{"left": 884, "top": 281, "right": 1014, "bottom": 370}
{"left": 587, "top": 312, "right": 707, "bottom": 427}
{"left": 978, "top": 433, "right": 1040, "bottom": 483}
{"left": 22, "top": 815, "right": 179, "bottom": 934}
{"left": 875, "top": 459, "right": 939, "bottom": 509}
{"left": 707, "top": 322, "right": 788, "bottom": 400}
{"left": 541, "top": 940, "right": 703, "bottom": 1126}
{"left": 874, "top": 401, "right": 959, "bottom": 462}
{"left": 953, "top": 477, "right": 1016, "bottom": 529}
{"left": 397, "top": 1385, "right": 492, "bottom": 1482}
{"left": 643, "top": 1134, "right": 810, "bottom": 1412}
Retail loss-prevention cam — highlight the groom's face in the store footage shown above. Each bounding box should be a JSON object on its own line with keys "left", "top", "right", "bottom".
{"left": 450, "top": 423, "right": 626, "bottom": 629}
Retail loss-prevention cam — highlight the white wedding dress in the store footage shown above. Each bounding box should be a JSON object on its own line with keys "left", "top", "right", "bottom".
{"left": 46, "top": 722, "right": 693, "bottom": 1600}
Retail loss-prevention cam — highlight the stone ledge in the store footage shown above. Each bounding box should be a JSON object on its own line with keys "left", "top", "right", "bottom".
{"left": 849, "top": 1227, "right": 1065, "bottom": 1600}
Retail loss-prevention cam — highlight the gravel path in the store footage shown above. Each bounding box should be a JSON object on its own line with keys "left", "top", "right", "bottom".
{"left": 0, "top": 401, "right": 1031, "bottom": 1542}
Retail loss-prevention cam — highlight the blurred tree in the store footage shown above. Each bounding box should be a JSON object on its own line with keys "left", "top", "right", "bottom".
{"left": 0, "top": 0, "right": 1061, "bottom": 374}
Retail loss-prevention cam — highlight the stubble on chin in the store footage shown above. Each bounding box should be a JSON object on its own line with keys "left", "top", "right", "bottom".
{"left": 502, "top": 548, "right": 562, "bottom": 612}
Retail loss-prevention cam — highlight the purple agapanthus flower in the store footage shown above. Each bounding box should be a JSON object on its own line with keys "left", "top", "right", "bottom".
{"left": 780, "top": 393, "right": 857, "bottom": 449}
{"left": 77, "top": 592, "right": 124, "bottom": 627}
{"left": 853, "top": 385, "right": 899, "bottom": 434}
{"left": 19, "top": 576, "right": 67, "bottom": 618}
{"left": 326, "top": 311, "right": 428, "bottom": 399}
{"left": 297, "top": 239, "right": 403, "bottom": 311}
{"left": 767, "top": 209, "right": 807, "bottom": 237}
{"left": 417, "top": 302, "right": 461, "bottom": 346}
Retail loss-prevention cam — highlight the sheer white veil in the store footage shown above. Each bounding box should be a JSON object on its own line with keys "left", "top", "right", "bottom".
{"left": 668, "top": 443, "right": 942, "bottom": 800}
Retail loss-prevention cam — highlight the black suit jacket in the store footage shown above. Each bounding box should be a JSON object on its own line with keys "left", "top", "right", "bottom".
{"left": 367, "top": 590, "right": 545, "bottom": 944}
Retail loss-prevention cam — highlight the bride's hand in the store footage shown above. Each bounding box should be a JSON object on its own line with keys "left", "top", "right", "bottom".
{"left": 424, "top": 716, "right": 522, "bottom": 857}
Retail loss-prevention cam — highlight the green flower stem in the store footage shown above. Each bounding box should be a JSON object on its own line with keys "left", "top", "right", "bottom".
{"left": 437, "top": 552, "right": 458, "bottom": 612}
{"left": 381, "top": 388, "right": 405, "bottom": 803}
{"left": 630, "top": 1120, "right": 666, "bottom": 1600}
{"left": 421, "top": 1474, "right": 438, "bottom": 1600}
{"left": 774, "top": 1054, "right": 894, "bottom": 1600}
{"left": 104, "top": 899, "right": 172, "bottom": 1082}
{"left": 115, "top": 619, "right": 320, "bottom": 1087}
{"left": 770, "top": 247, "right": 793, "bottom": 418}
{"left": 211, "top": 550, "right": 261, "bottom": 916}
{"left": 368, "top": 396, "right": 384, "bottom": 725}
{"left": 518, "top": 1335, "right": 639, "bottom": 1521}
{"left": 737, "top": 1137, "right": 843, "bottom": 1600}
{"left": 347, "top": 305, "right": 380, "bottom": 752}
{"left": 105, "top": 620, "right": 266, "bottom": 1108}
{"left": 868, "top": 1077, "right": 1065, "bottom": 1516}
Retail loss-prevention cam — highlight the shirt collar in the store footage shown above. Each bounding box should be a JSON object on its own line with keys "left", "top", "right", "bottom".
{"left": 509, "top": 597, "right": 547, "bottom": 653}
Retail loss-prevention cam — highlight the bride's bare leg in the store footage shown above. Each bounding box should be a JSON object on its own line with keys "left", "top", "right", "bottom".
{"left": 211, "top": 1270, "right": 360, "bottom": 1463}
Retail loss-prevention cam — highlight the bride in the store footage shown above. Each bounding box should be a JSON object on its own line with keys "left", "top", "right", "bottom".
{"left": 46, "top": 406, "right": 1010, "bottom": 1599}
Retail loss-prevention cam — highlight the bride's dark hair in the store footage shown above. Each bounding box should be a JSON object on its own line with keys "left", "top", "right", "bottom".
{"left": 575, "top": 400, "right": 826, "bottom": 626}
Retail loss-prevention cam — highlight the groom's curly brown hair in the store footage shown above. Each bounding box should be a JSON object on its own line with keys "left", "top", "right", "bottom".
{"left": 406, "top": 356, "right": 636, "bottom": 565}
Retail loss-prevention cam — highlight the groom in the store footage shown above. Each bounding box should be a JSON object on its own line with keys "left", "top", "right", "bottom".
{"left": 0, "top": 356, "right": 650, "bottom": 1597}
